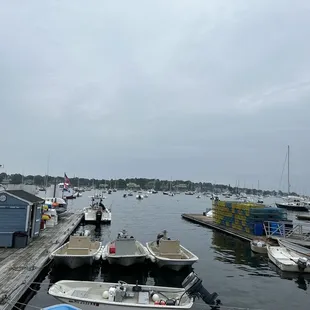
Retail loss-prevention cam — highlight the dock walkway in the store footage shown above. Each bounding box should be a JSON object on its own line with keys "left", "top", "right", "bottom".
{"left": 0, "top": 212, "right": 83, "bottom": 310}
{"left": 182, "top": 213, "right": 255, "bottom": 241}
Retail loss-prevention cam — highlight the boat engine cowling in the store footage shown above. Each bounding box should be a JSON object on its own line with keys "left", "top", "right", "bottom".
{"left": 182, "top": 272, "right": 220, "bottom": 308}
{"left": 96, "top": 210, "right": 102, "bottom": 224}
{"left": 297, "top": 257, "right": 309, "bottom": 271}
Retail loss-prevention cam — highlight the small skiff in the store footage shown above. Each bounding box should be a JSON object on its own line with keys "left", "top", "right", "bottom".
{"left": 51, "top": 235, "right": 102, "bottom": 269}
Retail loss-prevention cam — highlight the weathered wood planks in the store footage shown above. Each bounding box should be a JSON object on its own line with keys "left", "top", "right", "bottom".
{"left": 0, "top": 212, "right": 83, "bottom": 310}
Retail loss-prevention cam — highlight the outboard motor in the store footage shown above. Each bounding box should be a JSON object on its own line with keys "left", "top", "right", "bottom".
{"left": 182, "top": 272, "right": 221, "bottom": 309}
{"left": 297, "top": 257, "right": 309, "bottom": 271}
{"left": 96, "top": 210, "right": 102, "bottom": 226}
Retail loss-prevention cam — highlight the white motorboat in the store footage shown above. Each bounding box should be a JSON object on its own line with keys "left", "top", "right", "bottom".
{"left": 250, "top": 239, "right": 267, "bottom": 254}
{"left": 50, "top": 235, "right": 102, "bottom": 269}
{"left": 267, "top": 245, "right": 310, "bottom": 273}
{"left": 146, "top": 231, "right": 198, "bottom": 271}
{"left": 45, "top": 197, "right": 67, "bottom": 214}
{"left": 83, "top": 197, "right": 111, "bottom": 224}
{"left": 102, "top": 230, "right": 149, "bottom": 267}
{"left": 136, "top": 194, "right": 143, "bottom": 200}
{"left": 278, "top": 239, "right": 310, "bottom": 257}
{"left": 48, "top": 272, "right": 220, "bottom": 310}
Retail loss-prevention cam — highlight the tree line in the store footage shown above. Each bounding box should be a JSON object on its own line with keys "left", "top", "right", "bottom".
{"left": 0, "top": 172, "right": 296, "bottom": 196}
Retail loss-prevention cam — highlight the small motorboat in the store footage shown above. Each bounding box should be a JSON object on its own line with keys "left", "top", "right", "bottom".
{"left": 128, "top": 192, "right": 133, "bottom": 196}
{"left": 196, "top": 195, "right": 201, "bottom": 199}
{"left": 146, "top": 231, "right": 198, "bottom": 271}
{"left": 48, "top": 272, "right": 220, "bottom": 310}
{"left": 102, "top": 230, "right": 149, "bottom": 266}
{"left": 250, "top": 239, "right": 267, "bottom": 254}
{"left": 143, "top": 194, "right": 148, "bottom": 198}
{"left": 267, "top": 245, "right": 310, "bottom": 273}
{"left": 123, "top": 193, "right": 127, "bottom": 198}
{"left": 136, "top": 194, "right": 143, "bottom": 200}
{"left": 50, "top": 235, "right": 102, "bottom": 269}
{"left": 45, "top": 197, "right": 67, "bottom": 214}
{"left": 83, "top": 197, "right": 112, "bottom": 224}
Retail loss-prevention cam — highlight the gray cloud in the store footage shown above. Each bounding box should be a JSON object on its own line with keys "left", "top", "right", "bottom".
{"left": 0, "top": 0, "right": 310, "bottom": 192}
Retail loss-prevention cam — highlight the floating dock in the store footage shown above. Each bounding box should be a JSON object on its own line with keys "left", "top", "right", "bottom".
{"left": 0, "top": 212, "right": 83, "bottom": 310}
{"left": 181, "top": 213, "right": 254, "bottom": 241}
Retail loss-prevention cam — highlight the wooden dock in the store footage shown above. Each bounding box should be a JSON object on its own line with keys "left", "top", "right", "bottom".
{"left": 181, "top": 213, "right": 255, "bottom": 242}
{"left": 0, "top": 212, "right": 83, "bottom": 310}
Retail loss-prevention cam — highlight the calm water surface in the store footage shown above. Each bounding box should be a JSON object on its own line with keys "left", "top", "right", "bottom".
{"left": 21, "top": 191, "right": 309, "bottom": 310}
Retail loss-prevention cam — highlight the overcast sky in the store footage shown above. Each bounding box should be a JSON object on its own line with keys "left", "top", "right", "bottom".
{"left": 0, "top": 1, "right": 310, "bottom": 192}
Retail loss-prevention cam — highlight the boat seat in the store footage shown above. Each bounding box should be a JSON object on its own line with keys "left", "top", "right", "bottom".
{"left": 114, "top": 239, "right": 137, "bottom": 255}
{"left": 159, "top": 240, "right": 182, "bottom": 258}
{"left": 66, "top": 248, "right": 90, "bottom": 255}
{"left": 67, "top": 236, "right": 91, "bottom": 255}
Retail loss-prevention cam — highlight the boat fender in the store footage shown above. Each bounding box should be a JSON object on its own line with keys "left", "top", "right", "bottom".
{"left": 159, "top": 300, "right": 166, "bottom": 305}
{"left": 102, "top": 291, "right": 109, "bottom": 299}
{"left": 154, "top": 301, "right": 160, "bottom": 305}
{"left": 150, "top": 293, "right": 160, "bottom": 302}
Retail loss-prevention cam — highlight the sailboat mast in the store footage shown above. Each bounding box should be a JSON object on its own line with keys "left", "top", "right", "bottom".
{"left": 287, "top": 145, "right": 290, "bottom": 195}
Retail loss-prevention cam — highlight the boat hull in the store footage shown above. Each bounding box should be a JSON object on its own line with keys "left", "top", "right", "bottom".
{"left": 155, "top": 259, "right": 194, "bottom": 271}
{"left": 49, "top": 280, "right": 194, "bottom": 310}
{"left": 276, "top": 203, "right": 309, "bottom": 212}
{"left": 55, "top": 296, "right": 191, "bottom": 310}
{"left": 53, "top": 256, "right": 95, "bottom": 269}
{"left": 106, "top": 255, "right": 146, "bottom": 267}
{"left": 146, "top": 242, "right": 198, "bottom": 271}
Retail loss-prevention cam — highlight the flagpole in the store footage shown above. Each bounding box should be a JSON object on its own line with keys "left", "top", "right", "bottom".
{"left": 62, "top": 172, "right": 65, "bottom": 199}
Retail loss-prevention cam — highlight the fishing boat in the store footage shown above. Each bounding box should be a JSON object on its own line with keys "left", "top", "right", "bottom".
{"left": 250, "top": 239, "right": 267, "bottom": 254}
{"left": 48, "top": 272, "right": 220, "bottom": 310}
{"left": 83, "top": 197, "right": 112, "bottom": 224}
{"left": 267, "top": 245, "right": 310, "bottom": 273}
{"left": 146, "top": 231, "right": 198, "bottom": 271}
{"left": 50, "top": 235, "right": 102, "bottom": 269}
{"left": 102, "top": 230, "right": 149, "bottom": 267}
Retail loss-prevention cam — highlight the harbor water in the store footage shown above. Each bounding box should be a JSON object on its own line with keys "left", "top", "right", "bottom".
{"left": 22, "top": 191, "right": 309, "bottom": 310}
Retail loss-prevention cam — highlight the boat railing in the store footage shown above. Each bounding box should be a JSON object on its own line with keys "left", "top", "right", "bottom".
{"left": 264, "top": 221, "right": 310, "bottom": 241}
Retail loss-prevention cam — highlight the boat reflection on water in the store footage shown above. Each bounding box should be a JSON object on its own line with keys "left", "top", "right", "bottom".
{"left": 149, "top": 265, "right": 194, "bottom": 287}
{"left": 101, "top": 263, "right": 149, "bottom": 284}
{"left": 268, "top": 261, "right": 310, "bottom": 291}
{"left": 49, "top": 263, "right": 100, "bottom": 284}
{"left": 211, "top": 231, "right": 269, "bottom": 269}
{"left": 49, "top": 260, "right": 192, "bottom": 290}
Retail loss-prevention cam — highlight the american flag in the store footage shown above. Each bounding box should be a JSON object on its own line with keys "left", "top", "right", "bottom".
{"left": 63, "top": 173, "right": 71, "bottom": 190}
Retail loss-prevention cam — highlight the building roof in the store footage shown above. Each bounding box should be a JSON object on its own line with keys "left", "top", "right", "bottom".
{"left": 5, "top": 190, "right": 45, "bottom": 204}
